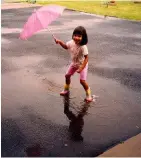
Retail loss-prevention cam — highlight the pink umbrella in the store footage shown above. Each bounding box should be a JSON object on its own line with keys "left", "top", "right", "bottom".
{"left": 20, "top": 4, "right": 65, "bottom": 40}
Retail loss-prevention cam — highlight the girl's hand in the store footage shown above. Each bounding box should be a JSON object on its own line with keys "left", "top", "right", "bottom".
{"left": 54, "top": 38, "right": 68, "bottom": 49}
{"left": 76, "top": 66, "right": 83, "bottom": 73}
{"left": 54, "top": 38, "right": 61, "bottom": 44}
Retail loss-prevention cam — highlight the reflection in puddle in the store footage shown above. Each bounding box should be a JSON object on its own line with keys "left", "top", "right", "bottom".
{"left": 63, "top": 93, "right": 90, "bottom": 141}
{"left": 25, "top": 144, "right": 41, "bottom": 157}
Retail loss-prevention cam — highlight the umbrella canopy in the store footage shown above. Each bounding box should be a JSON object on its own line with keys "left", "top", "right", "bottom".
{"left": 20, "top": 5, "right": 65, "bottom": 40}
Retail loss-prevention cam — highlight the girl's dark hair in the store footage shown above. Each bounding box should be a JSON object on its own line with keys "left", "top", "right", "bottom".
{"left": 72, "top": 26, "right": 88, "bottom": 45}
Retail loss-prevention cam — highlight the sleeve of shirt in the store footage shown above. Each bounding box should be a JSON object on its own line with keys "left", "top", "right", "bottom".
{"left": 82, "top": 45, "right": 88, "bottom": 56}
{"left": 66, "top": 40, "right": 72, "bottom": 49}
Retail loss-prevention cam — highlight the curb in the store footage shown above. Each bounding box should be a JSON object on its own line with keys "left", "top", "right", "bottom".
{"left": 1, "top": 2, "right": 42, "bottom": 9}
{"left": 99, "top": 133, "right": 141, "bottom": 157}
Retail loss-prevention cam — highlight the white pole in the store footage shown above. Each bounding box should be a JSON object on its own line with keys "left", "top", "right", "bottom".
{"left": 47, "top": 27, "right": 56, "bottom": 39}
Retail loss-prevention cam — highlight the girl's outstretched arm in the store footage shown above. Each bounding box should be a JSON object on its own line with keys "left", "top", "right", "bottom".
{"left": 77, "top": 55, "right": 88, "bottom": 73}
{"left": 54, "top": 38, "right": 68, "bottom": 49}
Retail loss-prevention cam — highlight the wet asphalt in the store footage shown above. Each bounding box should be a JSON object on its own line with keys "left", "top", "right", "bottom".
{"left": 1, "top": 6, "right": 141, "bottom": 157}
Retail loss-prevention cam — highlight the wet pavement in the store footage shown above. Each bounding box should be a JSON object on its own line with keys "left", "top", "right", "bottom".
{"left": 1, "top": 6, "right": 141, "bottom": 157}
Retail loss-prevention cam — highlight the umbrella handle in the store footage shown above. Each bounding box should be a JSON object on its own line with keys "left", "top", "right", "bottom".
{"left": 47, "top": 28, "right": 56, "bottom": 40}
{"left": 52, "top": 34, "right": 56, "bottom": 39}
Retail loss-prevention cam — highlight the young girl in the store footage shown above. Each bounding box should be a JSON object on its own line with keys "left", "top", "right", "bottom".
{"left": 54, "top": 26, "right": 93, "bottom": 102}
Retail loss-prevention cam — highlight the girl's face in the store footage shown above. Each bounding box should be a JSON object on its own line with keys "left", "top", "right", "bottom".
{"left": 73, "top": 34, "right": 82, "bottom": 44}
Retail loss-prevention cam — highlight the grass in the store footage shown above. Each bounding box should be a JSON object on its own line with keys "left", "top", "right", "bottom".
{"left": 4, "top": 0, "right": 141, "bottom": 20}
{"left": 36, "top": 1, "right": 141, "bottom": 21}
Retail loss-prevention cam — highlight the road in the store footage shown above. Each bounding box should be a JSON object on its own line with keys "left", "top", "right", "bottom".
{"left": 1, "top": 5, "right": 141, "bottom": 157}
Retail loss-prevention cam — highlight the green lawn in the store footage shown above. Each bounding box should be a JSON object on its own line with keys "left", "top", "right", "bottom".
{"left": 36, "top": 1, "right": 141, "bottom": 21}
